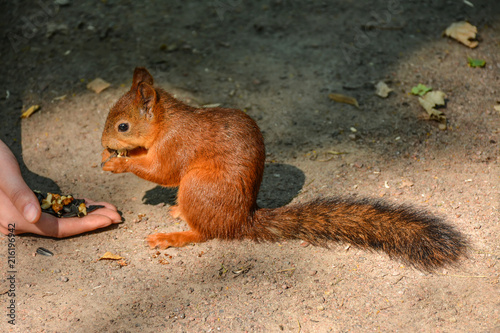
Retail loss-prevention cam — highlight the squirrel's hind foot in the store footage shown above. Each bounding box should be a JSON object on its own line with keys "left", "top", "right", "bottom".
{"left": 147, "top": 230, "right": 205, "bottom": 249}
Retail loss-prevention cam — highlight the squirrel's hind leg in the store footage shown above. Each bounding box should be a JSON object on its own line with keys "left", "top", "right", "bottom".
{"left": 147, "top": 230, "right": 205, "bottom": 249}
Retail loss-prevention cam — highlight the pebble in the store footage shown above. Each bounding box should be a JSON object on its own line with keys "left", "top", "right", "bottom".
{"left": 353, "top": 162, "right": 363, "bottom": 168}
{"left": 308, "top": 270, "right": 317, "bottom": 276}
{"left": 60, "top": 276, "right": 69, "bottom": 282}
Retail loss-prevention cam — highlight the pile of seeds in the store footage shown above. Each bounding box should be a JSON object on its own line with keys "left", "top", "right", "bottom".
{"left": 34, "top": 191, "right": 104, "bottom": 218}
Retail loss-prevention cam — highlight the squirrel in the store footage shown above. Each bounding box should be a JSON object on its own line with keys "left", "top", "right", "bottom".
{"left": 101, "top": 67, "right": 467, "bottom": 271}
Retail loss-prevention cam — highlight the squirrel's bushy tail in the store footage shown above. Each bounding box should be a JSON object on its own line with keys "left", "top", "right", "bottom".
{"left": 250, "top": 198, "right": 467, "bottom": 271}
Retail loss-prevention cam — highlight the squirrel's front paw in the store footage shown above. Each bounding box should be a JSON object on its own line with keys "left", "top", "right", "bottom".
{"left": 102, "top": 156, "right": 129, "bottom": 173}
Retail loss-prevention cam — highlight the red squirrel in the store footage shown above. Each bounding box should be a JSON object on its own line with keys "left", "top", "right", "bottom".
{"left": 101, "top": 67, "right": 466, "bottom": 271}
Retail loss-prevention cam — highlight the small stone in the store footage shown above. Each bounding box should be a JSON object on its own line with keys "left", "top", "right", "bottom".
{"left": 308, "top": 270, "right": 317, "bottom": 276}
{"left": 353, "top": 162, "right": 363, "bottom": 168}
{"left": 60, "top": 276, "right": 69, "bottom": 282}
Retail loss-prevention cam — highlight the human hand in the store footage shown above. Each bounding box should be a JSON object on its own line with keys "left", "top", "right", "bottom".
{"left": 0, "top": 140, "right": 122, "bottom": 237}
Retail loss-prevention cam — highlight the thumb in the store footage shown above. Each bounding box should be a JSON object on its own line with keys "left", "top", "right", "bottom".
{"left": 0, "top": 141, "right": 41, "bottom": 223}
{"left": 14, "top": 186, "right": 41, "bottom": 224}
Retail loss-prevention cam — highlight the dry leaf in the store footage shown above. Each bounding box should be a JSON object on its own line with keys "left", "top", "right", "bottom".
{"left": 444, "top": 21, "right": 478, "bottom": 48}
{"left": 375, "top": 81, "right": 393, "bottom": 98}
{"left": 87, "top": 78, "right": 111, "bottom": 94}
{"left": 418, "top": 91, "right": 447, "bottom": 123}
{"left": 98, "top": 252, "right": 123, "bottom": 260}
{"left": 52, "top": 95, "right": 67, "bottom": 101}
{"left": 20, "top": 105, "right": 40, "bottom": 118}
{"left": 328, "top": 93, "right": 359, "bottom": 108}
{"left": 117, "top": 259, "right": 128, "bottom": 267}
{"left": 202, "top": 103, "right": 222, "bottom": 108}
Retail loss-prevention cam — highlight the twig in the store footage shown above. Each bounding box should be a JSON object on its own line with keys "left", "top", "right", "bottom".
{"left": 275, "top": 268, "right": 297, "bottom": 274}
{"left": 317, "top": 151, "right": 349, "bottom": 162}
{"left": 438, "top": 274, "right": 488, "bottom": 278}
{"left": 332, "top": 278, "right": 343, "bottom": 286}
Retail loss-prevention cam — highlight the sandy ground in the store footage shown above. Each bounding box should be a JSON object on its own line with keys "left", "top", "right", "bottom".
{"left": 0, "top": 1, "right": 499, "bottom": 332}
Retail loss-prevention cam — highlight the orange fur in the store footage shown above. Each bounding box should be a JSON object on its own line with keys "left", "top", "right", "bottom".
{"left": 101, "top": 68, "right": 466, "bottom": 271}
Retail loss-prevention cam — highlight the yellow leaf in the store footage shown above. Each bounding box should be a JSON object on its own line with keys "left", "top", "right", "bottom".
{"left": 444, "top": 21, "right": 478, "bottom": 48}
{"left": 328, "top": 93, "right": 359, "bottom": 108}
{"left": 418, "top": 91, "right": 447, "bottom": 123}
{"left": 20, "top": 105, "right": 40, "bottom": 118}
{"left": 375, "top": 81, "right": 393, "bottom": 98}
{"left": 98, "top": 252, "right": 123, "bottom": 260}
{"left": 87, "top": 78, "right": 111, "bottom": 94}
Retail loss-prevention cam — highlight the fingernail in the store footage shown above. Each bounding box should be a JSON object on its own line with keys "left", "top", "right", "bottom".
{"left": 24, "top": 203, "right": 39, "bottom": 223}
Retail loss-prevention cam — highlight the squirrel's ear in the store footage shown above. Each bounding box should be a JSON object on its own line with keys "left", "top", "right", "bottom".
{"left": 131, "top": 67, "right": 154, "bottom": 90}
{"left": 136, "top": 82, "right": 157, "bottom": 120}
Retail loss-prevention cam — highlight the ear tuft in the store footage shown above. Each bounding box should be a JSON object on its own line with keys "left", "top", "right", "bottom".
{"left": 131, "top": 67, "right": 154, "bottom": 90}
{"left": 137, "top": 82, "right": 157, "bottom": 120}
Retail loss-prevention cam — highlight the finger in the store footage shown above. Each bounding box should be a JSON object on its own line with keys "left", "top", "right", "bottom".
{"left": 0, "top": 187, "right": 33, "bottom": 235}
{"left": 0, "top": 141, "right": 41, "bottom": 223}
{"left": 83, "top": 199, "right": 122, "bottom": 223}
{"left": 0, "top": 224, "right": 10, "bottom": 235}
{"left": 25, "top": 213, "right": 117, "bottom": 238}
{"left": 83, "top": 198, "right": 117, "bottom": 210}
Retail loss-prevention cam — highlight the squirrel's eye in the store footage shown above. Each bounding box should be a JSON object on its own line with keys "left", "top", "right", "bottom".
{"left": 118, "top": 123, "right": 129, "bottom": 132}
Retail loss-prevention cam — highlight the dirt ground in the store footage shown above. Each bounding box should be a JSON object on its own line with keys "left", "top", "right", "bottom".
{"left": 1, "top": 1, "right": 499, "bottom": 332}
